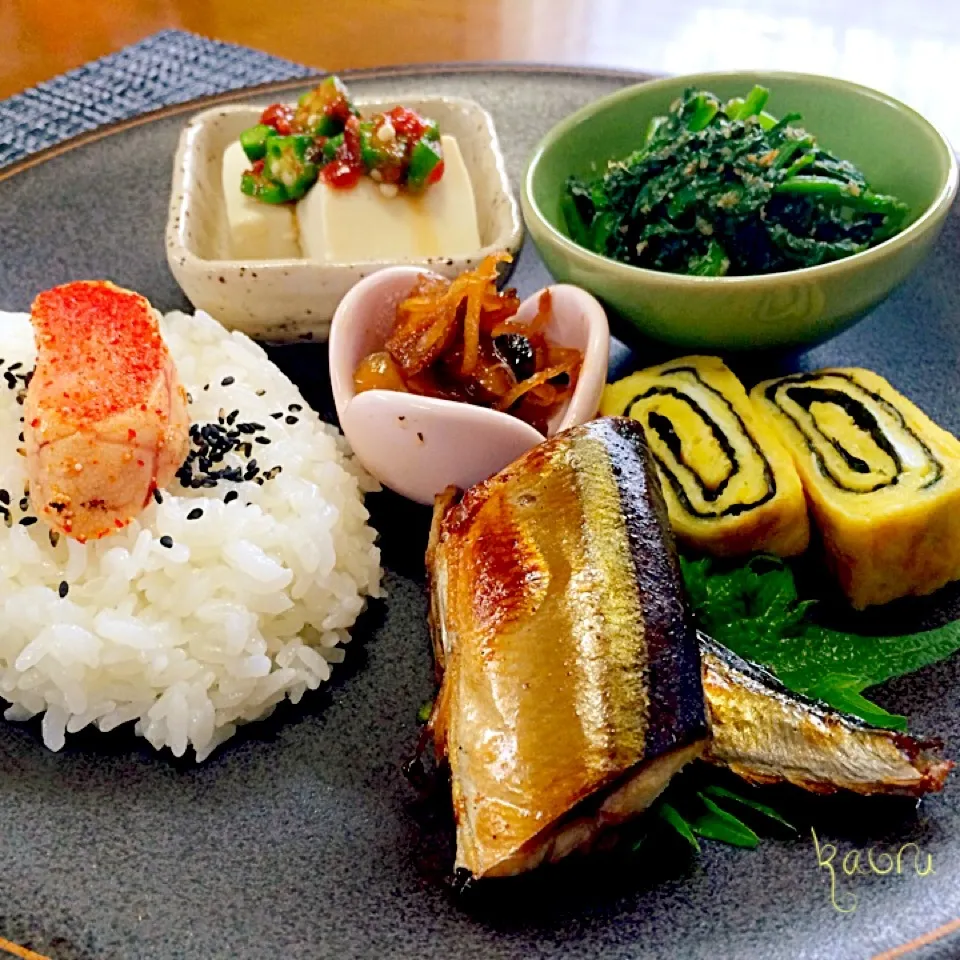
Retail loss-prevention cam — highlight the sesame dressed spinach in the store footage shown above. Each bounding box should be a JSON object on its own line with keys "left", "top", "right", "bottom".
{"left": 563, "top": 86, "right": 908, "bottom": 276}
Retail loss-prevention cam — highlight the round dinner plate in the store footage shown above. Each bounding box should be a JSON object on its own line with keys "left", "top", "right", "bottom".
{"left": 0, "top": 65, "right": 959, "bottom": 960}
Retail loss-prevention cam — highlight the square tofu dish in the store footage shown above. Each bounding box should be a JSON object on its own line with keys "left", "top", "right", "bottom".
{"left": 167, "top": 94, "right": 522, "bottom": 341}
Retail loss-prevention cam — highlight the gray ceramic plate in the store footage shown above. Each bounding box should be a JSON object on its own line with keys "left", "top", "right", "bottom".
{"left": 0, "top": 66, "right": 958, "bottom": 960}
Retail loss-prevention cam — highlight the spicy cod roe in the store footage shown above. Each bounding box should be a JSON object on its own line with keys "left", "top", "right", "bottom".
{"left": 24, "top": 281, "right": 190, "bottom": 542}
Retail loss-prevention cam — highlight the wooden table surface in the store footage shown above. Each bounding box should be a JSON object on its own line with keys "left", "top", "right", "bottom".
{"left": 4, "top": 0, "right": 960, "bottom": 145}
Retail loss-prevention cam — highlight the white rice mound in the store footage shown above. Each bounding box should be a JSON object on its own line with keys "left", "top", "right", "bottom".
{"left": 0, "top": 309, "right": 382, "bottom": 761}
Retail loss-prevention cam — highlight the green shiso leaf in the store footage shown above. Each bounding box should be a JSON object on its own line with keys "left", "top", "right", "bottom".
{"left": 690, "top": 793, "right": 760, "bottom": 848}
{"left": 802, "top": 675, "right": 907, "bottom": 731}
{"left": 653, "top": 802, "right": 701, "bottom": 853}
{"left": 641, "top": 770, "right": 793, "bottom": 853}
{"left": 681, "top": 554, "right": 960, "bottom": 729}
{"left": 701, "top": 784, "right": 796, "bottom": 833}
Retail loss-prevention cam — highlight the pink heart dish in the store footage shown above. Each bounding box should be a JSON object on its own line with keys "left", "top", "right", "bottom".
{"left": 328, "top": 266, "right": 610, "bottom": 504}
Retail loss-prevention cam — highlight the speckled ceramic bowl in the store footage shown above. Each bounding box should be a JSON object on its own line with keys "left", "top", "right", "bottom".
{"left": 166, "top": 96, "right": 522, "bottom": 341}
{"left": 328, "top": 266, "right": 610, "bottom": 504}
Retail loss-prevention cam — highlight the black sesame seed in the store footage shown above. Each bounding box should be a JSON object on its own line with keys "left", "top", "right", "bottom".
{"left": 159, "top": 535, "right": 174, "bottom": 548}
{"left": 270, "top": 412, "right": 283, "bottom": 419}
{"left": 285, "top": 416, "right": 298, "bottom": 425}
{"left": 58, "top": 581, "right": 69, "bottom": 598}
{"left": 17, "top": 432, "right": 23, "bottom": 443}
{"left": 203, "top": 383, "right": 210, "bottom": 391}
{"left": 226, "top": 410, "right": 239, "bottom": 425}
{"left": 255, "top": 388, "right": 266, "bottom": 397}
{"left": 187, "top": 508, "right": 203, "bottom": 520}
{"left": 255, "top": 436, "right": 270, "bottom": 445}
{"left": 19, "top": 496, "right": 29, "bottom": 511}
{"left": 49, "top": 530, "right": 60, "bottom": 547}
{"left": 221, "top": 376, "right": 235, "bottom": 387}
{"left": 176, "top": 419, "right": 267, "bottom": 489}
{"left": 288, "top": 403, "right": 302, "bottom": 412}
{"left": 153, "top": 488, "right": 163, "bottom": 504}
{"left": 7, "top": 362, "right": 21, "bottom": 371}
{"left": 0, "top": 490, "right": 8, "bottom": 505}
{"left": 19, "top": 516, "right": 37, "bottom": 526}
{"left": 224, "top": 490, "right": 239, "bottom": 503}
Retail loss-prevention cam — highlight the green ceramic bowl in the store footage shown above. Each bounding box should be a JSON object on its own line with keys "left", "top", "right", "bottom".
{"left": 522, "top": 71, "right": 959, "bottom": 351}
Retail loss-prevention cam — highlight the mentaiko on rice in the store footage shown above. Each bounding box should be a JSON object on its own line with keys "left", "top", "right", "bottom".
{"left": 0, "top": 308, "right": 383, "bottom": 761}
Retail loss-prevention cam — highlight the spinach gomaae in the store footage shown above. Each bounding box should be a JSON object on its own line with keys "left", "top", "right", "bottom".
{"left": 565, "top": 86, "right": 908, "bottom": 276}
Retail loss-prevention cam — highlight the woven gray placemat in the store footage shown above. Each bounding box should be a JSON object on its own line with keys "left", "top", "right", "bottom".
{"left": 0, "top": 29, "right": 314, "bottom": 167}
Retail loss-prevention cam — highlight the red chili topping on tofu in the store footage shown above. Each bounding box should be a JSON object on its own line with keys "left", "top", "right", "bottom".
{"left": 30, "top": 281, "right": 164, "bottom": 425}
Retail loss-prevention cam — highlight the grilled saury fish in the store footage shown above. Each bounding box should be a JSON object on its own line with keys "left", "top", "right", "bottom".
{"left": 426, "top": 418, "right": 952, "bottom": 879}
{"left": 701, "top": 635, "right": 952, "bottom": 797}
{"left": 427, "top": 418, "right": 709, "bottom": 879}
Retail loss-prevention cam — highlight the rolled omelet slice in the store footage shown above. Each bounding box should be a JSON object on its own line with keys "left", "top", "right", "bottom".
{"left": 751, "top": 369, "right": 960, "bottom": 608}
{"left": 601, "top": 356, "right": 810, "bottom": 558}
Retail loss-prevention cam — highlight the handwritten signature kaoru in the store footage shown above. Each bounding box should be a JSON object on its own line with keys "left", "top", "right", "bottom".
{"left": 812, "top": 828, "right": 934, "bottom": 913}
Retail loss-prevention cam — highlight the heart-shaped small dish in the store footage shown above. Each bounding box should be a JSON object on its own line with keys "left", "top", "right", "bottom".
{"left": 329, "top": 267, "right": 610, "bottom": 504}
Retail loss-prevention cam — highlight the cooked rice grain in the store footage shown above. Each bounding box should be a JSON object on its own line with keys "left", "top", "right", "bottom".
{"left": 0, "top": 310, "right": 382, "bottom": 760}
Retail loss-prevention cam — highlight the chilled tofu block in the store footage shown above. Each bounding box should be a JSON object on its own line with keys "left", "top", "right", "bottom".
{"left": 296, "top": 135, "right": 481, "bottom": 263}
{"left": 601, "top": 355, "right": 810, "bottom": 558}
{"left": 752, "top": 368, "right": 960, "bottom": 608}
{"left": 221, "top": 140, "right": 300, "bottom": 260}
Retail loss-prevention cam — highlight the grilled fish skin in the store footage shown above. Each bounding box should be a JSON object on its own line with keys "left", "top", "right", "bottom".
{"left": 700, "top": 634, "right": 953, "bottom": 797}
{"left": 427, "top": 418, "right": 709, "bottom": 879}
